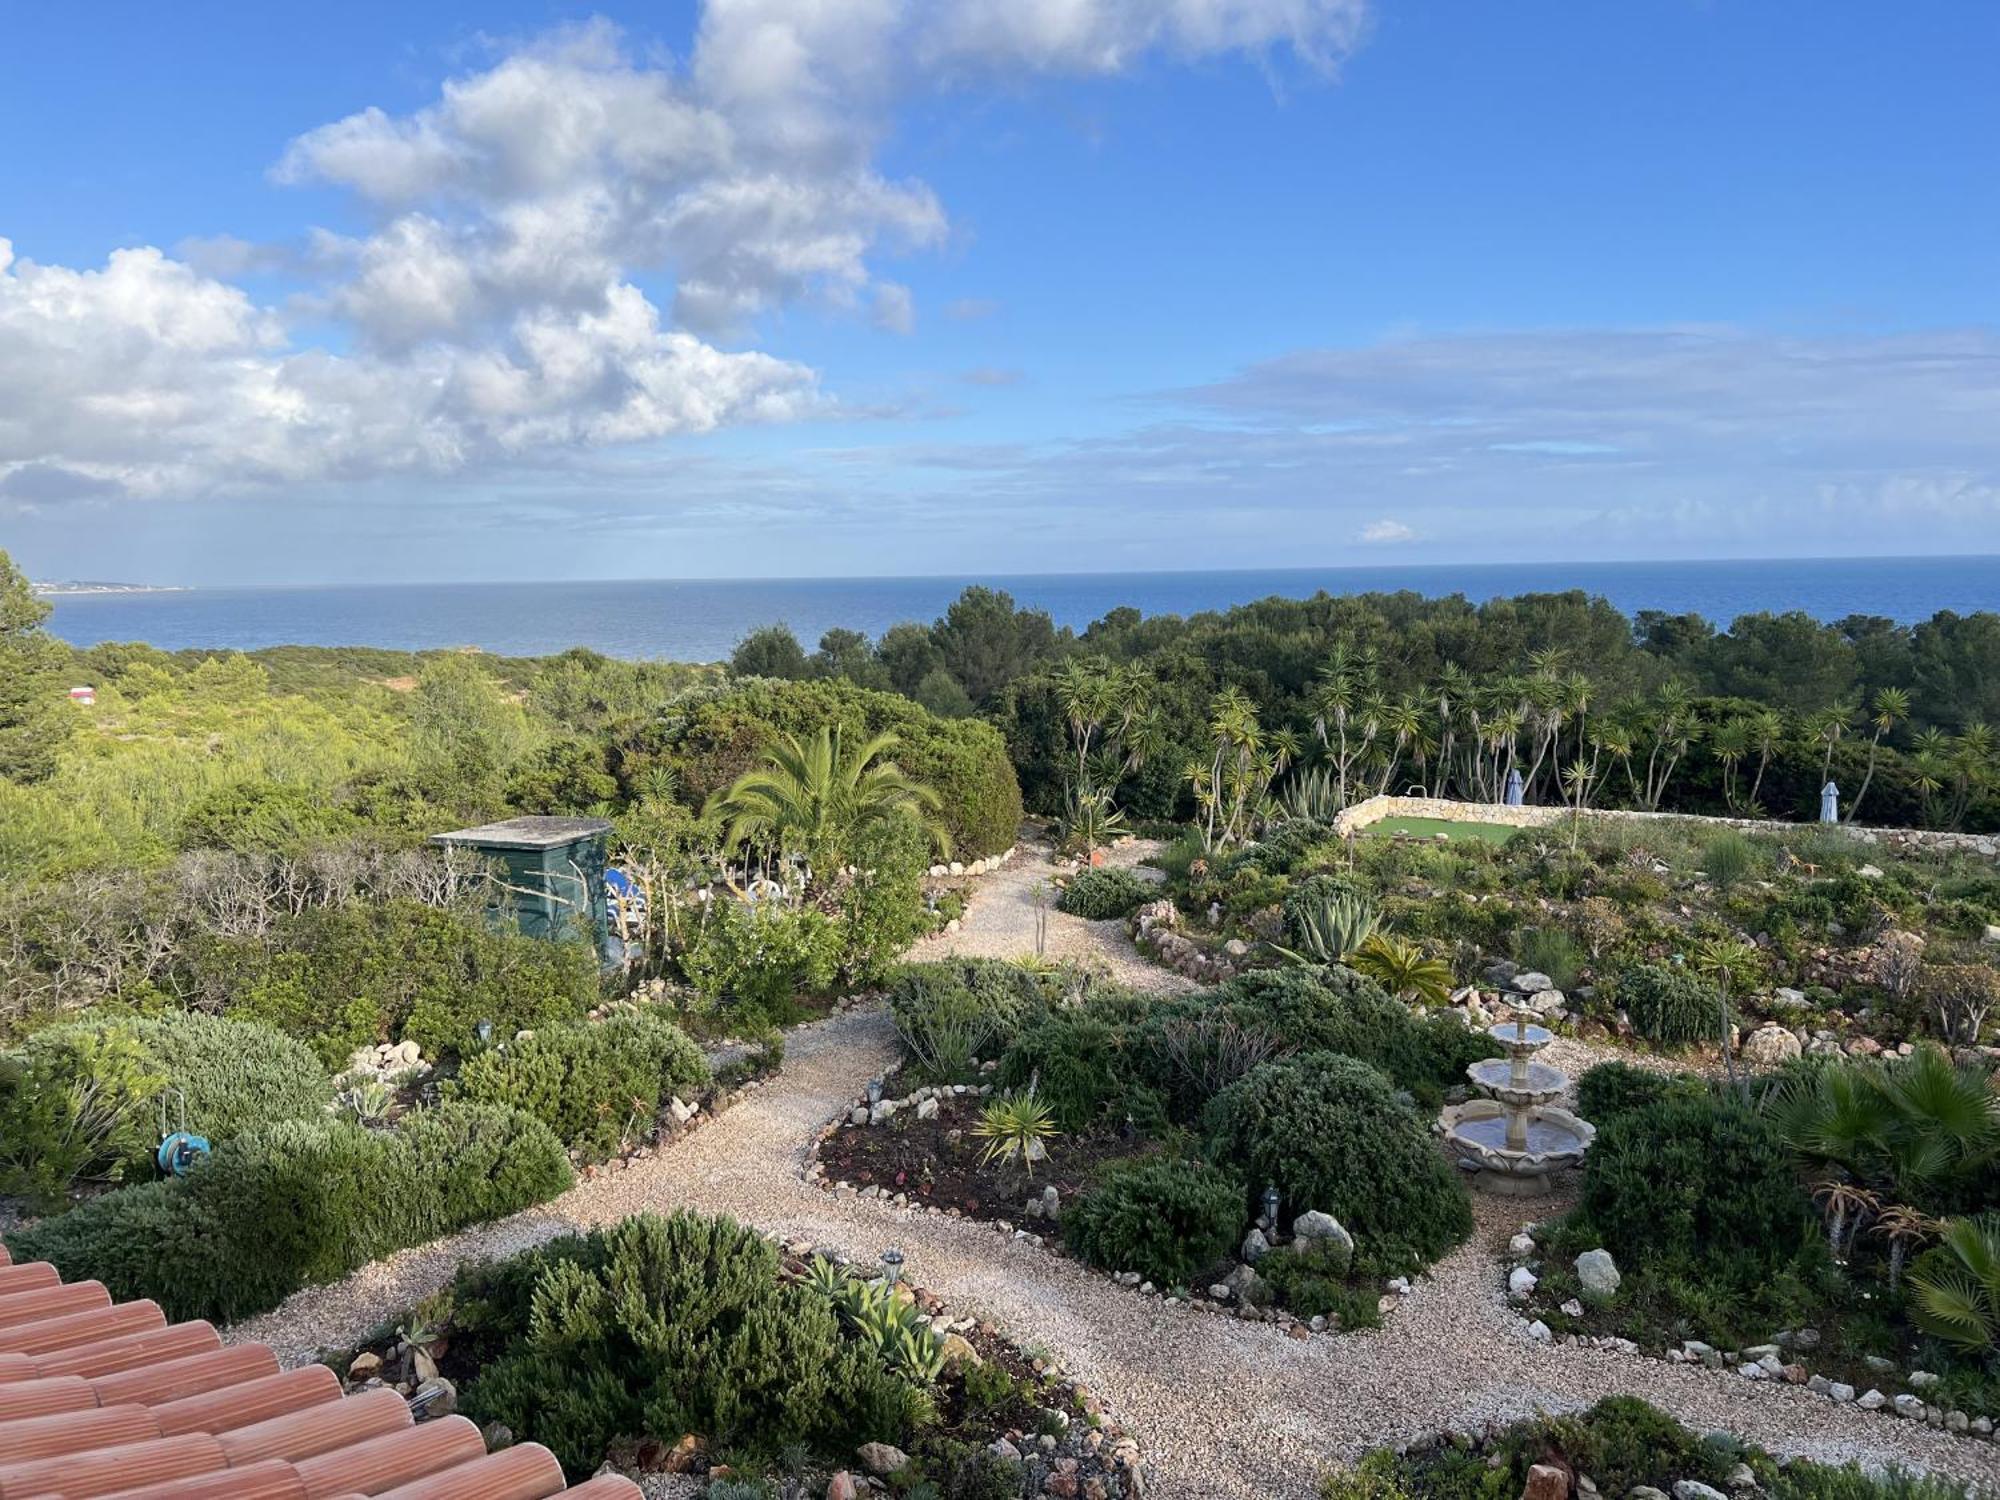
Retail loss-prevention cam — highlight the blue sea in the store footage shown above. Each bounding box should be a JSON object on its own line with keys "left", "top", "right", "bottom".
{"left": 42, "top": 556, "right": 2000, "bottom": 662}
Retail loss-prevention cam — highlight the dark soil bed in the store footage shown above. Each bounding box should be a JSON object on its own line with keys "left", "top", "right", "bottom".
{"left": 818, "top": 1093, "right": 1149, "bottom": 1224}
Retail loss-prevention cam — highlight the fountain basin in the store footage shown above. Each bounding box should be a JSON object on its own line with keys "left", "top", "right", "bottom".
{"left": 1486, "top": 1020, "right": 1553, "bottom": 1051}
{"left": 1465, "top": 1057, "right": 1567, "bottom": 1106}
{"left": 1436, "top": 1100, "right": 1595, "bottom": 1196}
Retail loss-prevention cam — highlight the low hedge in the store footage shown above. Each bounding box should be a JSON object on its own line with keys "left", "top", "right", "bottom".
{"left": 995, "top": 1013, "right": 1124, "bottom": 1133}
{"left": 5, "top": 1101, "right": 572, "bottom": 1323}
{"left": 1063, "top": 1156, "right": 1244, "bottom": 1287}
{"left": 451, "top": 1010, "right": 710, "bottom": 1160}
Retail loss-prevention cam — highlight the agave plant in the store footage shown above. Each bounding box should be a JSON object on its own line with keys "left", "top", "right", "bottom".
{"left": 972, "top": 1090, "right": 1059, "bottom": 1178}
{"left": 1908, "top": 1214, "right": 2000, "bottom": 1353}
{"left": 339, "top": 1078, "right": 395, "bottom": 1126}
{"left": 1273, "top": 893, "right": 1379, "bottom": 966}
{"left": 823, "top": 1271, "right": 950, "bottom": 1382}
{"left": 1278, "top": 765, "right": 1343, "bottom": 822}
{"left": 1347, "top": 932, "right": 1455, "bottom": 1007}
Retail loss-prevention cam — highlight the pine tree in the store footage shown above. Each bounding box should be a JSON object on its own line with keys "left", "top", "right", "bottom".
{"left": 0, "top": 549, "right": 73, "bottom": 782}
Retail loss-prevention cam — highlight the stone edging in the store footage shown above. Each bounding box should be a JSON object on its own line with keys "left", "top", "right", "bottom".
{"left": 1333, "top": 795, "right": 1998, "bottom": 860}
{"left": 1504, "top": 1229, "right": 1998, "bottom": 1442}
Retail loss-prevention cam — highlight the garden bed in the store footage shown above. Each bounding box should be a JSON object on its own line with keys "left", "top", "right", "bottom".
{"left": 817, "top": 1090, "right": 1149, "bottom": 1222}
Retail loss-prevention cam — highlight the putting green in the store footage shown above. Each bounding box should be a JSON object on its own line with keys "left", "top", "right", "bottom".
{"left": 1362, "top": 815, "right": 1520, "bottom": 844}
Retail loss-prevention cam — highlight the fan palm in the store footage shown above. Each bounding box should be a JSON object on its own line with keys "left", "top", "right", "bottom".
{"left": 1908, "top": 1214, "right": 2000, "bottom": 1353}
{"left": 1347, "top": 932, "right": 1455, "bottom": 1007}
{"left": 704, "top": 726, "right": 949, "bottom": 879}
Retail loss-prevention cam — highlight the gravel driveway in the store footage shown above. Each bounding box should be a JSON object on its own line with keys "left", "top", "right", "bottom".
{"left": 225, "top": 850, "right": 2000, "bottom": 1499}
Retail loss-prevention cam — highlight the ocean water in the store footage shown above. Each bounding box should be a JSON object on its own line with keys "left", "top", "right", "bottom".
{"left": 43, "top": 556, "right": 2000, "bottom": 662}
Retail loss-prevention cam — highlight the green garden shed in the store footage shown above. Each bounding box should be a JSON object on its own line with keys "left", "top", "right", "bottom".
{"left": 432, "top": 814, "right": 614, "bottom": 952}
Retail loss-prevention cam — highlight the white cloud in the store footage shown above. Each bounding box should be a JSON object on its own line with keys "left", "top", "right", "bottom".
{"left": 5, "top": 5, "right": 1364, "bottom": 510}
{"left": 1358, "top": 518, "right": 1414, "bottom": 543}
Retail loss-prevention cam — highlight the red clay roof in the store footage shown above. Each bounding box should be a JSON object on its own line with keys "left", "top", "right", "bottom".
{"left": 0, "top": 1241, "right": 641, "bottom": 1500}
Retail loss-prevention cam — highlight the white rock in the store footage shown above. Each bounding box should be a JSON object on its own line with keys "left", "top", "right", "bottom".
{"left": 1574, "top": 1248, "right": 1621, "bottom": 1299}
{"left": 1508, "top": 1232, "right": 1538, "bottom": 1257}
{"left": 1828, "top": 1382, "right": 1856, "bottom": 1403}
{"left": 1674, "top": 1484, "right": 1727, "bottom": 1500}
{"left": 1508, "top": 1266, "right": 1539, "bottom": 1300}
{"left": 1524, "top": 1319, "right": 1552, "bottom": 1343}
{"left": 1857, "top": 1389, "right": 1886, "bottom": 1410}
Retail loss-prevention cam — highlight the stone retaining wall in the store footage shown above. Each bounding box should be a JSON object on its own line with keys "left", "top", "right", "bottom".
{"left": 1332, "top": 795, "right": 1998, "bottom": 860}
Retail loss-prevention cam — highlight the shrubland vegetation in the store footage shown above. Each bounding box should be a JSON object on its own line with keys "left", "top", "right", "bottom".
{"left": 6, "top": 544, "right": 2000, "bottom": 1490}
{"left": 1324, "top": 1396, "right": 1975, "bottom": 1500}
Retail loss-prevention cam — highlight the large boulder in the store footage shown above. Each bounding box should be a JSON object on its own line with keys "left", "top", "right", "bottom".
{"left": 1741, "top": 1024, "right": 1802, "bottom": 1067}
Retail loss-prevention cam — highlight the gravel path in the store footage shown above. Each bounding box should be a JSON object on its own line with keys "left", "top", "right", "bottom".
{"left": 227, "top": 852, "right": 2000, "bottom": 1498}
{"left": 903, "top": 838, "right": 1198, "bottom": 995}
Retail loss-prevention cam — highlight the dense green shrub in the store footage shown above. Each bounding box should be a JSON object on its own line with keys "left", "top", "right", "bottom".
{"left": 1574, "top": 1060, "right": 1705, "bottom": 1128}
{"left": 679, "top": 900, "right": 841, "bottom": 1024}
{"left": 452, "top": 1010, "right": 709, "bottom": 1159}
{"left": 996, "top": 1014, "right": 1123, "bottom": 1132}
{"left": 1326, "top": 1396, "right": 1970, "bottom": 1500}
{"left": 192, "top": 899, "right": 599, "bottom": 1068}
{"left": 1063, "top": 1157, "right": 1244, "bottom": 1286}
{"left": 0, "top": 1025, "right": 164, "bottom": 1209}
{"left": 5, "top": 1101, "right": 572, "bottom": 1323}
{"left": 1261, "top": 1242, "right": 1382, "bottom": 1328}
{"left": 1136, "top": 967, "right": 1495, "bottom": 1118}
{"left": 460, "top": 1212, "right": 925, "bottom": 1477}
{"left": 884, "top": 959, "right": 1118, "bottom": 1079}
{"left": 1576, "top": 1090, "right": 1818, "bottom": 1282}
{"left": 1056, "top": 867, "right": 1150, "bottom": 920}
{"left": 622, "top": 677, "right": 1022, "bottom": 860}
{"left": 1617, "top": 961, "right": 1719, "bottom": 1046}
{"left": 840, "top": 812, "right": 932, "bottom": 984}
{"left": 1205, "top": 1052, "right": 1472, "bottom": 1275}
{"left": 0, "top": 1013, "right": 332, "bottom": 1208}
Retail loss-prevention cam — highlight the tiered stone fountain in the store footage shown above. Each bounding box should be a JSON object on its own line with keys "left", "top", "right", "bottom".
{"left": 1436, "top": 1006, "right": 1594, "bottom": 1195}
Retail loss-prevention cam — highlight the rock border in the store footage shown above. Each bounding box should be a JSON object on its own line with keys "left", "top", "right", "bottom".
{"left": 1502, "top": 1229, "right": 1999, "bottom": 1443}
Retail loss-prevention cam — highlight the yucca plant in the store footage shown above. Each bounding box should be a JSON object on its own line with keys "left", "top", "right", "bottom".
{"left": 1273, "top": 892, "right": 1379, "bottom": 966}
{"left": 972, "top": 1090, "right": 1059, "bottom": 1178}
{"left": 1346, "top": 931, "right": 1455, "bottom": 1007}
{"left": 1908, "top": 1214, "right": 2000, "bottom": 1353}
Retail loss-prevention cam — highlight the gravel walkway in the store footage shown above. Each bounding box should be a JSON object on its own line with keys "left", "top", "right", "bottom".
{"left": 903, "top": 838, "right": 1198, "bottom": 995}
{"left": 226, "top": 855, "right": 2000, "bottom": 1499}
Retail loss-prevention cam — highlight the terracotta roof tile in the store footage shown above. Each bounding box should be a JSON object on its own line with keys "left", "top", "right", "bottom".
{"left": 0, "top": 1258, "right": 644, "bottom": 1499}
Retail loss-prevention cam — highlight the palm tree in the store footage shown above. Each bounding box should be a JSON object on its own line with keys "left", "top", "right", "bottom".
{"left": 1873, "top": 1204, "right": 1941, "bottom": 1293}
{"left": 1805, "top": 700, "right": 1856, "bottom": 790}
{"left": 1846, "top": 687, "right": 1910, "bottom": 825}
{"left": 704, "top": 726, "right": 949, "bottom": 882}
{"left": 1908, "top": 1215, "right": 2000, "bottom": 1354}
{"left": 1743, "top": 708, "right": 1786, "bottom": 814}
{"left": 1710, "top": 718, "right": 1749, "bottom": 811}
{"left": 1347, "top": 932, "right": 1455, "bottom": 1007}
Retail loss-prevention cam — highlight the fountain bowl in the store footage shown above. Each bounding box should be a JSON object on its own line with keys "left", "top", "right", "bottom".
{"left": 1436, "top": 1100, "right": 1596, "bottom": 1197}
{"left": 1464, "top": 1056, "right": 1567, "bottom": 1106}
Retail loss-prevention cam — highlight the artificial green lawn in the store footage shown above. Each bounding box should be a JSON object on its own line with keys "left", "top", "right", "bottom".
{"left": 1363, "top": 815, "right": 1520, "bottom": 844}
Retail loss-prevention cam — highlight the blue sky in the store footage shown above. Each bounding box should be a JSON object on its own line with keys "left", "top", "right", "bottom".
{"left": 2, "top": 1, "right": 1996, "bottom": 584}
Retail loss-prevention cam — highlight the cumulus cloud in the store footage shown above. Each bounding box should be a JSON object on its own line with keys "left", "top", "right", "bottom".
{"left": 1358, "top": 518, "right": 1414, "bottom": 543}
{"left": 3, "top": 3, "right": 1364, "bottom": 509}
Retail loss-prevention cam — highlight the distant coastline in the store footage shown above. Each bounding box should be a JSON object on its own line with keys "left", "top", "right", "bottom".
{"left": 32, "top": 581, "right": 189, "bottom": 596}
{"left": 38, "top": 555, "right": 2000, "bottom": 660}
